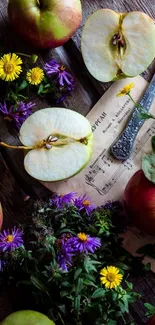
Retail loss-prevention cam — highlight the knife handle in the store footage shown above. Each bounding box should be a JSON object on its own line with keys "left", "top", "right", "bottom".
{"left": 111, "top": 108, "right": 144, "bottom": 160}
{"left": 111, "top": 76, "right": 155, "bottom": 160}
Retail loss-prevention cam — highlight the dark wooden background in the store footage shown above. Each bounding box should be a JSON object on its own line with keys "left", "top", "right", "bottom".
{"left": 0, "top": 0, "right": 155, "bottom": 323}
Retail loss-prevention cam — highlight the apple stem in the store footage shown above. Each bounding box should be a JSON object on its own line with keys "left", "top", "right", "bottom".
{"left": 0, "top": 139, "right": 70, "bottom": 151}
{"left": 0, "top": 142, "right": 35, "bottom": 150}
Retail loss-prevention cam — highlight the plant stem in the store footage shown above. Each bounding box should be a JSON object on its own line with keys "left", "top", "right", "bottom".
{"left": 128, "top": 93, "right": 155, "bottom": 119}
{"left": 58, "top": 313, "right": 65, "bottom": 325}
{"left": 16, "top": 52, "right": 31, "bottom": 58}
{"left": 128, "top": 93, "right": 137, "bottom": 105}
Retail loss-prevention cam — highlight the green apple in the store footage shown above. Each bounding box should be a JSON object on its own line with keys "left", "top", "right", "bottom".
{"left": 8, "top": 0, "right": 82, "bottom": 48}
{"left": 0, "top": 310, "right": 55, "bottom": 325}
{"left": 81, "top": 9, "right": 155, "bottom": 82}
{"left": 18, "top": 107, "right": 93, "bottom": 181}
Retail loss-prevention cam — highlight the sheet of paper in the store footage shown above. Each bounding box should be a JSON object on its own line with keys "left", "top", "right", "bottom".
{"left": 43, "top": 75, "right": 155, "bottom": 271}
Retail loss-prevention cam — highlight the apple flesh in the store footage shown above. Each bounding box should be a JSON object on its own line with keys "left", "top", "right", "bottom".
{"left": 19, "top": 107, "right": 93, "bottom": 182}
{"left": 8, "top": 0, "right": 82, "bottom": 48}
{"left": 124, "top": 169, "right": 155, "bottom": 235}
{"left": 81, "top": 9, "right": 155, "bottom": 82}
{"left": 0, "top": 310, "right": 55, "bottom": 325}
{"left": 0, "top": 203, "right": 3, "bottom": 230}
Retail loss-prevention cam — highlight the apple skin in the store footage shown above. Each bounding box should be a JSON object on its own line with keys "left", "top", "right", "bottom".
{"left": 124, "top": 169, "right": 155, "bottom": 235}
{"left": 147, "top": 316, "right": 155, "bottom": 325}
{"left": 0, "top": 310, "right": 55, "bottom": 325}
{"left": 8, "top": 0, "right": 82, "bottom": 48}
{"left": 0, "top": 203, "right": 3, "bottom": 231}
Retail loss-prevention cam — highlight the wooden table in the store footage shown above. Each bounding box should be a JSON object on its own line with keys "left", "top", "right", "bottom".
{"left": 0, "top": 0, "right": 155, "bottom": 323}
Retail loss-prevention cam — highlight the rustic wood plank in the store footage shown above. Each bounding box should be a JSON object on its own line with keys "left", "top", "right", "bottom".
{"left": 0, "top": 152, "right": 29, "bottom": 228}
{"left": 0, "top": 1, "right": 155, "bottom": 324}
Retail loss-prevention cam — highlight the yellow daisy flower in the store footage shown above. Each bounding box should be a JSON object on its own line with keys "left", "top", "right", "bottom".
{"left": 117, "top": 82, "right": 134, "bottom": 97}
{"left": 0, "top": 53, "right": 22, "bottom": 82}
{"left": 100, "top": 266, "right": 123, "bottom": 289}
{"left": 26, "top": 67, "right": 44, "bottom": 85}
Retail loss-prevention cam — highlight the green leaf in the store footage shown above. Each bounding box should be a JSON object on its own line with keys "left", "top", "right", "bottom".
{"left": 18, "top": 80, "right": 28, "bottom": 91}
{"left": 91, "top": 288, "right": 106, "bottom": 299}
{"left": 74, "top": 268, "right": 82, "bottom": 280}
{"left": 74, "top": 295, "right": 81, "bottom": 315}
{"left": 120, "top": 296, "right": 129, "bottom": 313}
{"left": 111, "top": 291, "right": 118, "bottom": 301}
{"left": 138, "top": 112, "right": 155, "bottom": 120}
{"left": 30, "top": 54, "right": 38, "bottom": 64}
{"left": 83, "top": 279, "right": 97, "bottom": 288}
{"left": 145, "top": 303, "right": 155, "bottom": 315}
{"left": 125, "top": 281, "right": 133, "bottom": 290}
{"left": 115, "top": 262, "right": 130, "bottom": 271}
{"left": 30, "top": 275, "right": 49, "bottom": 295}
{"left": 142, "top": 154, "right": 155, "bottom": 183}
{"left": 107, "top": 320, "right": 117, "bottom": 325}
{"left": 75, "top": 278, "right": 83, "bottom": 296}
{"left": 62, "top": 281, "right": 71, "bottom": 288}
{"left": 60, "top": 290, "right": 70, "bottom": 298}
{"left": 38, "top": 83, "right": 44, "bottom": 94}
{"left": 152, "top": 136, "right": 155, "bottom": 153}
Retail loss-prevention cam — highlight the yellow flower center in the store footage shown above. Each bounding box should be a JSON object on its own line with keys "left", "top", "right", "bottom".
{"left": 4, "top": 63, "right": 14, "bottom": 74}
{"left": 4, "top": 116, "right": 12, "bottom": 122}
{"left": 31, "top": 71, "right": 40, "bottom": 82}
{"left": 107, "top": 273, "right": 116, "bottom": 282}
{"left": 59, "top": 65, "right": 66, "bottom": 71}
{"left": 5, "top": 235, "right": 14, "bottom": 243}
{"left": 83, "top": 199, "right": 90, "bottom": 207}
{"left": 78, "top": 233, "right": 87, "bottom": 241}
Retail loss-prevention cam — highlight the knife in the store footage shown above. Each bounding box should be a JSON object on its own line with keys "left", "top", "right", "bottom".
{"left": 111, "top": 73, "right": 155, "bottom": 160}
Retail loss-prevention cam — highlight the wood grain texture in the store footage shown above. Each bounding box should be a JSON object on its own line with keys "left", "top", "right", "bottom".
{"left": 0, "top": 0, "right": 155, "bottom": 323}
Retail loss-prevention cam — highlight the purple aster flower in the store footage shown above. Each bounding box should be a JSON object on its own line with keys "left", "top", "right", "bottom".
{"left": 102, "top": 201, "right": 122, "bottom": 211}
{"left": 0, "top": 227, "right": 24, "bottom": 252}
{"left": 57, "top": 238, "right": 73, "bottom": 272}
{"left": 67, "top": 233, "right": 101, "bottom": 254}
{"left": 0, "top": 101, "right": 35, "bottom": 130}
{"left": 44, "top": 59, "right": 74, "bottom": 89}
{"left": 74, "top": 194, "right": 96, "bottom": 216}
{"left": 50, "top": 192, "right": 77, "bottom": 209}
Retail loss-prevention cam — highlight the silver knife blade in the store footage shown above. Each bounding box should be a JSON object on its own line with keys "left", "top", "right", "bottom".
{"left": 111, "top": 73, "right": 155, "bottom": 160}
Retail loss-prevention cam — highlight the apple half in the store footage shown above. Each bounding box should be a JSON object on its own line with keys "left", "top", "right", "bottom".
{"left": 81, "top": 9, "right": 155, "bottom": 82}
{"left": 19, "top": 108, "right": 93, "bottom": 182}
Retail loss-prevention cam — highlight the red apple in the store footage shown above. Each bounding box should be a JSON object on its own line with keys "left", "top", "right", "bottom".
{"left": 0, "top": 203, "right": 3, "bottom": 231}
{"left": 147, "top": 315, "right": 155, "bottom": 325}
{"left": 8, "top": 0, "right": 82, "bottom": 48}
{"left": 124, "top": 169, "right": 155, "bottom": 235}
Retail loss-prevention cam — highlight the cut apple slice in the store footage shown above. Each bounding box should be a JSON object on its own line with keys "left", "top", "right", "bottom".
{"left": 81, "top": 9, "right": 155, "bottom": 82}
{"left": 19, "top": 108, "right": 93, "bottom": 181}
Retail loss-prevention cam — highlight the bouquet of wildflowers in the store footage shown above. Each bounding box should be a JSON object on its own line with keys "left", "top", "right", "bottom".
{"left": 0, "top": 53, "right": 74, "bottom": 130}
{"left": 0, "top": 192, "right": 142, "bottom": 325}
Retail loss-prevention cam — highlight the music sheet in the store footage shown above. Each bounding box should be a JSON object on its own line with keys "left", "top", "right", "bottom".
{"left": 43, "top": 75, "right": 155, "bottom": 271}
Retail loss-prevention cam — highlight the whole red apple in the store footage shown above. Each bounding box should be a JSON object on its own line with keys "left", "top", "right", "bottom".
{"left": 124, "top": 169, "right": 155, "bottom": 235}
{"left": 0, "top": 203, "right": 3, "bottom": 231}
{"left": 147, "top": 315, "right": 155, "bottom": 325}
{"left": 8, "top": 0, "right": 82, "bottom": 48}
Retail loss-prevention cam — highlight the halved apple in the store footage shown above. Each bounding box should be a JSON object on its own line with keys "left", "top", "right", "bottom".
{"left": 81, "top": 9, "right": 155, "bottom": 82}
{"left": 19, "top": 108, "right": 93, "bottom": 182}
